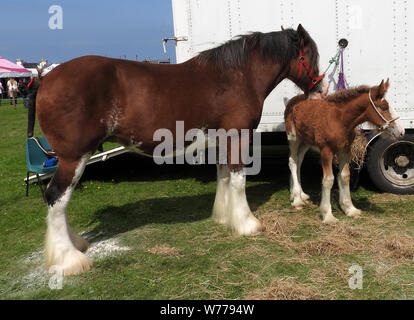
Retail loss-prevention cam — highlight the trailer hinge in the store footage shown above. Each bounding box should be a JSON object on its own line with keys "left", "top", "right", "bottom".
{"left": 162, "top": 36, "right": 188, "bottom": 53}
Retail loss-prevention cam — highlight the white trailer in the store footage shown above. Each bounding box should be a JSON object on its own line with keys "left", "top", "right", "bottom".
{"left": 168, "top": 0, "right": 414, "bottom": 194}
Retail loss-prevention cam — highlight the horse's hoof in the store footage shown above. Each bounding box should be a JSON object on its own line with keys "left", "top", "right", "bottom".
{"left": 322, "top": 215, "right": 339, "bottom": 225}
{"left": 47, "top": 250, "right": 93, "bottom": 277}
{"left": 347, "top": 208, "right": 362, "bottom": 219}
{"left": 234, "top": 216, "right": 264, "bottom": 236}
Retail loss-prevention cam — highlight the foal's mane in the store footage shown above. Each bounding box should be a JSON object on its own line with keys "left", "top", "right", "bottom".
{"left": 326, "top": 86, "right": 370, "bottom": 104}
{"left": 196, "top": 29, "right": 319, "bottom": 71}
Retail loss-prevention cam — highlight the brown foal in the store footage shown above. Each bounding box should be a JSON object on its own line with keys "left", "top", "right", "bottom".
{"left": 285, "top": 80, "right": 405, "bottom": 223}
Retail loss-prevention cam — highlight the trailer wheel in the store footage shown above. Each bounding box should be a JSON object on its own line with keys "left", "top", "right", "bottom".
{"left": 367, "top": 134, "right": 414, "bottom": 194}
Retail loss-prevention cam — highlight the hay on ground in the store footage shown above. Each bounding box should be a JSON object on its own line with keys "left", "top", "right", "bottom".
{"left": 147, "top": 244, "right": 181, "bottom": 257}
{"left": 292, "top": 223, "right": 363, "bottom": 257}
{"left": 248, "top": 277, "right": 321, "bottom": 300}
{"left": 379, "top": 234, "right": 414, "bottom": 260}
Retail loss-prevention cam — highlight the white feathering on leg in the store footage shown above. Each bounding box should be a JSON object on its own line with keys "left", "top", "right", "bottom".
{"left": 46, "top": 154, "right": 92, "bottom": 276}
{"left": 227, "top": 170, "right": 263, "bottom": 235}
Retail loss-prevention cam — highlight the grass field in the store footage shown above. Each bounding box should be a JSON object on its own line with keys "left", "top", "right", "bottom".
{"left": 0, "top": 102, "right": 413, "bottom": 300}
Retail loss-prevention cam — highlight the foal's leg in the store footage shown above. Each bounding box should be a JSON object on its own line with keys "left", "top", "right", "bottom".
{"left": 212, "top": 164, "right": 230, "bottom": 225}
{"left": 45, "top": 154, "right": 92, "bottom": 276}
{"left": 288, "top": 137, "right": 306, "bottom": 209}
{"left": 320, "top": 148, "right": 338, "bottom": 224}
{"left": 337, "top": 153, "right": 362, "bottom": 218}
{"left": 297, "top": 144, "right": 310, "bottom": 202}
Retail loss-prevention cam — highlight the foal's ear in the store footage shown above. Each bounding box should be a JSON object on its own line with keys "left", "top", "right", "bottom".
{"left": 377, "top": 79, "right": 389, "bottom": 99}
{"left": 297, "top": 24, "right": 311, "bottom": 46}
{"left": 385, "top": 78, "right": 391, "bottom": 90}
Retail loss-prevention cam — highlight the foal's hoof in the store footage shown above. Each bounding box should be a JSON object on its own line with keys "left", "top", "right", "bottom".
{"left": 347, "top": 208, "right": 362, "bottom": 219}
{"left": 292, "top": 199, "right": 306, "bottom": 210}
{"left": 301, "top": 193, "right": 311, "bottom": 202}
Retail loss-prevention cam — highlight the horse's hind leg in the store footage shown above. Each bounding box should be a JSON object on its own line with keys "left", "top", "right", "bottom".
{"left": 320, "top": 148, "right": 338, "bottom": 224}
{"left": 337, "top": 152, "right": 361, "bottom": 218}
{"left": 45, "top": 154, "right": 92, "bottom": 276}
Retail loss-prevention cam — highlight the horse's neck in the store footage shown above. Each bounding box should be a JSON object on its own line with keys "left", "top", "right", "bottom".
{"left": 248, "top": 53, "right": 288, "bottom": 102}
{"left": 341, "top": 95, "right": 369, "bottom": 130}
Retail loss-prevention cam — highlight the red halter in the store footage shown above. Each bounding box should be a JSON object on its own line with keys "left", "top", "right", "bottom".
{"left": 297, "top": 50, "right": 325, "bottom": 91}
{"left": 27, "top": 78, "right": 34, "bottom": 88}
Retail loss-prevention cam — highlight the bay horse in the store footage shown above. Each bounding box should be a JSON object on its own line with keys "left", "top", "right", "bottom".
{"left": 29, "top": 25, "right": 323, "bottom": 276}
{"left": 285, "top": 80, "right": 405, "bottom": 224}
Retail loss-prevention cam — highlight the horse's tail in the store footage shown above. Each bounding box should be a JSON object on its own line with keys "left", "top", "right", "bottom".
{"left": 27, "top": 68, "right": 44, "bottom": 138}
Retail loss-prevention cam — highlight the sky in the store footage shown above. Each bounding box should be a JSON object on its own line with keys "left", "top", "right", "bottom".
{"left": 0, "top": 0, "right": 176, "bottom": 64}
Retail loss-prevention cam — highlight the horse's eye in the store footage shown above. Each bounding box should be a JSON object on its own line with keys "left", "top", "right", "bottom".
{"left": 380, "top": 106, "right": 389, "bottom": 111}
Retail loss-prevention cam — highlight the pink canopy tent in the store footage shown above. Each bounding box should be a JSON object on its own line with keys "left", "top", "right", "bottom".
{"left": 0, "top": 56, "right": 32, "bottom": 78}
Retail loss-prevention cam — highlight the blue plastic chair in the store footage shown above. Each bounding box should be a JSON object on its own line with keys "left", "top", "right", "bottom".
{"left": 25, "top": 137, "right": 58, "bottom": 200}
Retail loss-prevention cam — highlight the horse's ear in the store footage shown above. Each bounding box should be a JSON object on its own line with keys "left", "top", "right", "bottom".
{"left": 297, "top": 24, "right": 311, "bottom": 47}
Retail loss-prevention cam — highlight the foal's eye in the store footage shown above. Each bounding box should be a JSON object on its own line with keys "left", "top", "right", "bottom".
{"left": 380, "top": 106, "right": 389, "bottom": 111}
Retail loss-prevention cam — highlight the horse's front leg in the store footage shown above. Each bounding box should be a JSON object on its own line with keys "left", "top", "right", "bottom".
{"left": 320, "top": 148, "right": 338, "bottom": 224}
{"left": 337, "top": 152, "right": 361, "bottom": 218}
{"left": 212, "top": 131, "right": 263, "bottom": 236}
{"left": 212, "top": 164, "right": 230, "bottom": 225}
{"left": 227, "top": 166, "right": 263, "bottom": 235}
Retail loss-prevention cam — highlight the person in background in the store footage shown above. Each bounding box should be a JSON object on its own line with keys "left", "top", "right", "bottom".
{"left": 19, "top": 78, "right": 28, "bottom": 108}
{"left": 0, "top": 81, "right": 4, "bottom": 105}
{"left": 7, "top": 77, "right": 18, "bottom": 109}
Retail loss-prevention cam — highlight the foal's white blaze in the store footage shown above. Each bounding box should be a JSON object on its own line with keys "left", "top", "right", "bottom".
{"left": 389, "top": 104, "right": 405, "bottom": 138}
{"left": 212, "top": 167, "right": 262, "bottom": 235}
{"left": 46, "top": 154, "right": 92, "bottom": 276}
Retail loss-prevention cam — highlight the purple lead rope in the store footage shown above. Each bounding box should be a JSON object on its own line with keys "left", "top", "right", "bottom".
{"left": 336, "top": 48, "right": 348, "bottom": 91}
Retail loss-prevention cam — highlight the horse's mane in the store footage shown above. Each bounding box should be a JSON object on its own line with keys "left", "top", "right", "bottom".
{"left": 196, "top": 29, "right": 319, "bottom": 71}
{"left": 326, "top": 86, "right": 371, "bottom": 103}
